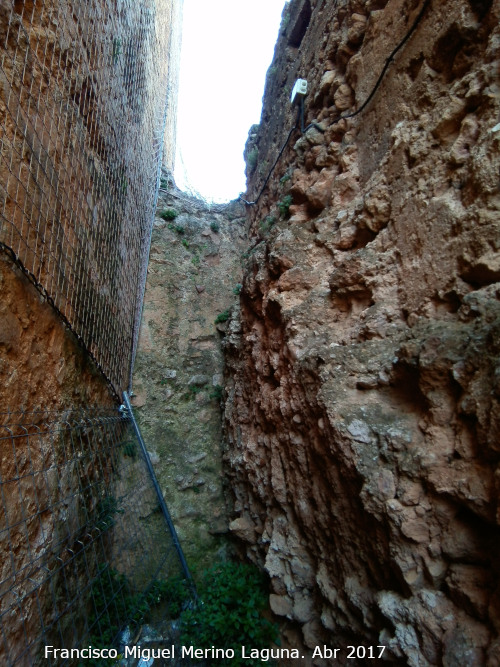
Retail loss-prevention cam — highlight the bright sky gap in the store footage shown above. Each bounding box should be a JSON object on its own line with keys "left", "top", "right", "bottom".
{"left": 174, "top": 0, "right": 288, "bottom": 203}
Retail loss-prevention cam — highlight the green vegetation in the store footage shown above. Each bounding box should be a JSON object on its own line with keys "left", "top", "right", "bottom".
{"left": 179, "top": 561, "right": 278, "bottom": 666}
{"left": 157, "top": 576, "right": 191, "bottom": 618}
{"left": 258, "top": 159, "right": 269, "bottom": 177}
{"left": 85, "top": 561, "right": 275, "bottom": 667}
{"left": 278, "top": 194, "right": 293, "bottom": 219}
{"left": 122, "top": 440, "right": 137, "bottom": 460}
{"left": 188, "top": 384, "right": 205, "bottom": 397}
{"left": 281, "top": 7, "right": 291, "bottom": 31}
{"left": 95, "top": 495, "right": 122, "bottom": 531}
{"left": 112, "top": 37, "right": 121, "bottom": 64}
{"left": 182, "top": 238, "right": 189, "bottom": 249}
{"left": 209, "top": 384, "right": 223, "bottom": 401}
{"left": 246, "top": 147, "right": 258, "bottom": 172}
{"left": 160, "top": 177, "right": 169, "bottom": 189}
{"left": 233, "top": 283, "right": 243, "bottom": 295}
{"left": 214, "top": 309, "right": 230, "bottom": 324}
{"left": 210, "top": 220, "right": 220, "bottom": 233}
{"left": 160, "top": 208, "right": 178, "bottom": 221}
{"left": 241, "top": 246, "right": 257, "bottom": 261}
{"left": 279, "top": 173, "right": 291, "bottom": 185}
{"left": 86, "top": 567, "right": 190, "bottom": 666}
{"left": 267, "top": 65, "right": 278, "bottom": 79}
{"left": 259, "top": 216, "right": 276, "bottom": 235}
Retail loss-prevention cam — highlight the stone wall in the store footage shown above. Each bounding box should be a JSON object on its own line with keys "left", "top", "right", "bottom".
{"left": 0, "top": 0, "right": 181, "bottom": 392}
{"left": 224, "top": 0, "right": 500, "bottom": 664}
{"left": 0, "top": 0, "right": 182, "bottom": 659}
{"left": 132, "top": 179, "right": 247, "bottom": 572}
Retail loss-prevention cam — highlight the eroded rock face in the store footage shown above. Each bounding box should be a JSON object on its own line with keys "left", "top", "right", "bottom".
{"left": 224, "top": 0, "right": 500, "bottom": 663}
{"left": 0, "top": 0, "right": 182, "bottom": 392}
{"left": 132, "top": 179, "right": 247, "bottom": 570}
{"left": 0, "top": 1, "right": 182, "bottom": 657}
{"left": 0, "top": 253, "right": 113, "bottom": 411}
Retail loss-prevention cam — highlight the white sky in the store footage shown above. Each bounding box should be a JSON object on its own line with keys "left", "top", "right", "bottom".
{"left": 174, "top": 0, "right": 288, "bottom": 203}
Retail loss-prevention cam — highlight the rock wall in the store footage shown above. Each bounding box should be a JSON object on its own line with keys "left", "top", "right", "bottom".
{"left": 0, "top": 0, "right": 182, "bottom": 392}
{"left": 0, "top": 253, "right": 114, "bottom": 412}
{"left": 0, "top": 252, "right": 115, "bottom": 665}
{"left": 224, "top": 0, "right": 500, "bottom": 664}
{"left": 0, "top": 1, "right": 182, "bottom": 659}
{"left": 132, "top": 178, "right": 247, "bottom": 571}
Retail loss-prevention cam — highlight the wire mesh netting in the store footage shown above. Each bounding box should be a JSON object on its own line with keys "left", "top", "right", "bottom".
{"left": 0, "top": 408, "right": 192, "bottom": 666}
{"left": 0, "top": 0, "right": 174, "bottom": 393}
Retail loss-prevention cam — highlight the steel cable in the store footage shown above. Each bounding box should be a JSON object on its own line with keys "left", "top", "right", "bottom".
{"left": 241, "top": 0, "right": 431, "bottom": 207}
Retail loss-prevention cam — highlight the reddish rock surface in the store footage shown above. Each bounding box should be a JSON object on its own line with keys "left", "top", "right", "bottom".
{"left": 0, "top": 1, "right": 182, "bottom": 659}
{"left": 224, "top": 0, "right": 500, "bottom": 664}
{"left": 0, "top": 253, "right": 113, "bottom": 412}
{"left": 0, "top": 0, "right": 182, "bottom": 392}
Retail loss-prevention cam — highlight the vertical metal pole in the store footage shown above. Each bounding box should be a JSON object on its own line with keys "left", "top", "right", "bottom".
{"left": 122, "top": 392, "right": 196, "bottom": 594}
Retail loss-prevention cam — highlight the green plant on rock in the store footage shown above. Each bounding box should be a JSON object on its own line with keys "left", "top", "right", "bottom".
{"left": 278, "top": 194, "right": 293, "bottom": 219}
{"left": 210, "top": 221, "right": 220, "bottom": 233}
{"left": 214, "top": 309, "right": 230, "bottom": 324}
{"left": 267, "top": 65, "right": 278, "bottom": 79}
{"left": 95, "top": 495, "right": 123, "bottom": 531}
{"left": 122, "top": 440, "right": 137, "bottom": 460}
{"left": 259, "top": 216, "right": 276, "bottom": 235}
{"left": 188, "top": 384, "right": 205, "bottom": 397}
{"left": 258, "top": 160, "right": 269, "bottom": 177}
{"left": 182, "top": 238, "right": 189, "bottom": 249}
{"left": 209, "top": 384, "right": 223, "bottom": 401}
{"left": 241, "top": 245, "right": 257, "bottom": 261}
{"left": 246, "top": 147, "right": 258, "bottom": 172}
{"left": 112, "top": 37, "right": 122, "bottom": 64}
{"left": 233, "top": 283, "right": 243, "bottom": 295}
{"left": 179, "top": 561, "right": 278, "bottom": 666}
{"left": 160, "top": 208, "right": 178, "bottom": 221}
{"left": 281, "top": 8, "right": 291, "bottom": 31}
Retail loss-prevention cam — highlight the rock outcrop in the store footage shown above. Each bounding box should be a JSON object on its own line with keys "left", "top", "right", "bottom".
{"left": 0, "top": 0, "right": 182, "bottom": 394}
{"left": 0, "top": 253, "right": 113, "bottom": 412}
{"left": 132, "top": 177, "right": 247, "bottom": 570}
{"left": 0, "top": 2, "right": 182, "bottom": 660}
{"left": 223, "top": 0, "right": 500, "bottom": 663}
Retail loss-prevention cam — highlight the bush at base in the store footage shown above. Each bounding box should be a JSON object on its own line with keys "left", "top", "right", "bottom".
{"left": 180, "top": 561, "right": 278, "bottom": 666}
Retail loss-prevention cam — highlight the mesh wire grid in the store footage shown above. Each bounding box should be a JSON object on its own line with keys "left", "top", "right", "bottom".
{"left": 0, "top": 408, "right": 191, "bottom": 666}
{"left": 0, "top": 0, "right": 172, "bottom": 393}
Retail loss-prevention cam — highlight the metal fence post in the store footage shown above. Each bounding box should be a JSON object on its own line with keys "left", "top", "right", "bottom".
{"left": 122, "top": 392, "right": 197, "bottom": 595}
